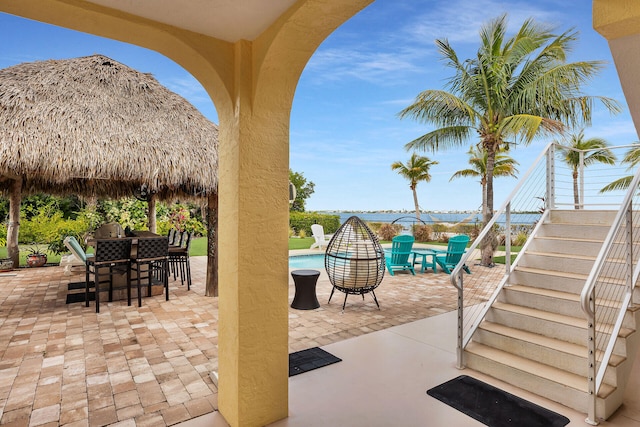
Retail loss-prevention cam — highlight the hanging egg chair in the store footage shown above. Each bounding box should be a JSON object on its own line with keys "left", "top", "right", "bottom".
{"left": 325, "top": 216, "right": 386, "bottom": 311}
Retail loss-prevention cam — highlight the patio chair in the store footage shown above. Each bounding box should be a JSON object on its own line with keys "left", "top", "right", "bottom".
{"left": 385, "top": 235, "right": 415, "bottom": 276}
{"left": 85, "top": 238, "right": 132, "bottom": 313}
{"left": 310, "top": 224, "right": 330, "bottom": 250}
{"left": 130, "top": 236, "right": 169, "bottom": 306}
{"left": 326, "top": 216, "right": 386, "bottom": 311}
{"left": 94, "top": 222, "right": 124, "bottom": 239}
{"left": 60, "top": 236, "right": 88, "bottom": 276}
{"left": 169, "top": 231, "right": 193, "bottom": 290}
{"left": 433, "top": 234, "right": 472, "bottom": 274}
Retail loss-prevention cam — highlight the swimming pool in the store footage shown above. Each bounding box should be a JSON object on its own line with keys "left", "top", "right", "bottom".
{"left": 288, "top": 254, "right": 326, "bottom": 269}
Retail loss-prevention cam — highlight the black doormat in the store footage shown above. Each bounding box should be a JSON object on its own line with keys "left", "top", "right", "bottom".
{"left": 66, "top": 292, "right": 95, "bottom": 304}
{"left": 427, "top": 375, "right": 570, "bottom": 427}
{"left": 68, "top": 281, "right": 94, "bottom": 290}
{"left": 289, "top": 347, "right": 341, "bottom": 377}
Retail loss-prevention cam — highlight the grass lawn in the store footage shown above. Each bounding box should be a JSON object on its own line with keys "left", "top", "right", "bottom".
{"left": 0, "top": 238, "right": 522, "bottom": 266}
{"left": 0, "top": 245, "right": 62, "bottom": 267}
{"left": 190, "top": 237, "right": 315, "bottom": 254}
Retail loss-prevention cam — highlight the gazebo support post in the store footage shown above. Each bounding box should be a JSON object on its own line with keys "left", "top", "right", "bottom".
{"left": 7, "top": 177, "right": 21, "bottom": 268}
{"left": 148, "top": 194, "right": 157, "bottom": 234}
{"left": 205, "top": 191, "right": 218, "bottom": 297}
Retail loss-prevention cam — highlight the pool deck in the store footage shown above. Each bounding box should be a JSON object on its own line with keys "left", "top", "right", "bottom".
{"left": 0, "top": 252, "right": 465, "bottom": 426}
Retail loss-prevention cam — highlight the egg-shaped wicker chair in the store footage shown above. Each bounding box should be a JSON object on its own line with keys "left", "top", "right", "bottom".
{"left": 325, "top": 216, "right": 386, "bottom": 311}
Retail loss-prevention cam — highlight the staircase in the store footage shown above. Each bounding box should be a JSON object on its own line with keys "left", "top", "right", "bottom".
{"left": 464, "top": 209, "right": 640, "bottom": 419}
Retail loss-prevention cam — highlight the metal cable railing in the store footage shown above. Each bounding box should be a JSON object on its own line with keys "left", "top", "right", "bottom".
{"left": 450, "top": 140, "right": 640, "bottom": 395}
{"left": 580, "top": 167, "right": 640, "bottom": 424}
{"left": 451, "top": 143, "right": 552, "bottom": 368}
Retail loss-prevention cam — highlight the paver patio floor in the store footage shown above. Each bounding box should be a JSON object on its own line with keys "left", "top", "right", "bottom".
{"left": 0, "top": 255, "right": 463, "bottom": 426}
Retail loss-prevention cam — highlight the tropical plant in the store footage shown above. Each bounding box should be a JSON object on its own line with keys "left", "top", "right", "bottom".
{"left": 600, "top": 143, "right": 640, "bottom": 193}
{"left": 450, "top": 146, "right": 519, "bottom": 217}
{"left": 398, "top": 14, "right": 619, "bottom": 265}
{"left": 377, "top": 223, "right": 399, "bottom": 241}
{"left": 289, "top": 169, "right": 315, "bottom": 212}
{"left": 391, "top": 153, "right": 439, "bottom": 221}
{"left": 555, "top": 129, "right": 616, "bottom": 209}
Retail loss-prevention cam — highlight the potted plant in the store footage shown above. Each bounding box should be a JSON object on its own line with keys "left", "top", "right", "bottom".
{"left": 26, "top": 246, "right": 48, "bottom": 267}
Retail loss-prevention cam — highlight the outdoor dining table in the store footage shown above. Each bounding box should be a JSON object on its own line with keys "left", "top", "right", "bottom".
{"left": 85, "top": 231, "right": 165, "bottom": 301}
{"left": 411, "top": 249, "right": 438, "bottom": 273}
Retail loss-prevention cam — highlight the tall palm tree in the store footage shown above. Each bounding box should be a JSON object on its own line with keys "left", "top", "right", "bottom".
{"left": 450, "top": 146, "right": 519, "bottom": 217}
{"left": 555, "top": 130, "right": 616, "bottom": 209}
{"left": 391, "top": 153, "right": 438, "bottom": 221}
{"left": 600, "top": 143, "right": 640, "bottom": 193}
{"left": 398, "top": 14, "right": 619, "bottom": 265}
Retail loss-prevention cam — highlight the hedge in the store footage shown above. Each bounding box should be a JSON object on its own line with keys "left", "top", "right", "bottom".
{"left": 289, "top": 212, "right": 340, "bottom": 237}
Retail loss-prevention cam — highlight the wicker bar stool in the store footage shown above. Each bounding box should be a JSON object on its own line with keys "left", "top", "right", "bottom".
{"left": 130, "top": 236, "right": 170, "bottom": 306}
{"left": 85, "top": 238, "right": 132, "bottom": 313}
{"left": 169, "top": 232, "right": 193, "bottom": 290}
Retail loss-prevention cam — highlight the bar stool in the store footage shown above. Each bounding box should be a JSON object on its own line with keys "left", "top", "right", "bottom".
{"left": 85, "top": 238, "right": 132, "bottom": 313}
{"left": 130, "top": 236, "right": 170, "bottom": 306}
{"left": 169, "top": 232, "right": 193, "bottom": 290}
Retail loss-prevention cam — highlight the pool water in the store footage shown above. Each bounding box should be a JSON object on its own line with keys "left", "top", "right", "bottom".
{"left": 289, "top": 254, "right": 326, "bottom": 269}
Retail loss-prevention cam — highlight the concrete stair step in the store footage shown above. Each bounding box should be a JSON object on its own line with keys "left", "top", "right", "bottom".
{"left": 465, "top": 341, "right": 616, "bottom": 399}
{"left": 549, "top": 210, "right": 617, "bottom": 225}
{"left": 475, "top": 321, "right": 625, "bottom": 383}
{"left": 511, "top": 266, "right": 626, "bottom": 293}
{"left": 518, "top": 251, "right": 601, "bottom": 275}
{"left": 528, "top": 236, "right": 605, "bottom": 258}
{"left": 502, "top": 285, "right": 639, "bottom": 330}
{"left": 487, "top": 302, "right": 634, "bottom": 351}
{"left": 538, "top": 223, "right": 611, "bottom": 240}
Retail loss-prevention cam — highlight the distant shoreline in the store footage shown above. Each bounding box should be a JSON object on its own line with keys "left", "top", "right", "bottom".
{"left": 318, "top": 211, "right": 540, "bottom": 225}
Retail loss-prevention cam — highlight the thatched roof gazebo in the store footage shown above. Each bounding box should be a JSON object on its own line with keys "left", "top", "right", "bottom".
{"left": 0, "top": 54, "right": 219, "bottom": 294}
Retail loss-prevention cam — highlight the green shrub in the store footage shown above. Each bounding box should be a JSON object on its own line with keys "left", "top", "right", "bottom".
{"left": 377, "top": 223, "right": 398, "bottom": 241}
{"left": 100, "top": 197, "right": 150, "bottom": 230}
{"left": 513, "top": 231, "right": 529, "bottom": 247}
{"left": 18, "top": 203, "right": 92, "bottom": 254}
{"left": 289, "top": 212, "right": 340, "bottom": 237}
{"left": 431, "top": 223, "right": 450, "bottom": 242}
{"left": 367, "top": 222, "right": 383, "bottom": 235}
{"left": 412, "top": 224, "right": 432, "bottom": 242}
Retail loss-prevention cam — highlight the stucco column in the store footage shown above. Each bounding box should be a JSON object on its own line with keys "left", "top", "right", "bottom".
{"left": 0, "top": 2, "right": 373, "bottom": 426}
{"left": 215, "top": 41, "right": 290, "bottom": 427}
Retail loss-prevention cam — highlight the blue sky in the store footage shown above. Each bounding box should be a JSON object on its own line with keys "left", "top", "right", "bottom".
{"left": 0, "top": 1, "right": 636, "bottom": 212}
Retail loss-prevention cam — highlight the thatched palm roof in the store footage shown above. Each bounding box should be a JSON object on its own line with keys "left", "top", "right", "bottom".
{"left": 0, "top": 54, "right": 218, "bottom": 199}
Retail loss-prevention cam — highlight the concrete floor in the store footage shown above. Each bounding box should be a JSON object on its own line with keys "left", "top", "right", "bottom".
{"left": 3, "top": 253, "right": 640, "bottom": 426}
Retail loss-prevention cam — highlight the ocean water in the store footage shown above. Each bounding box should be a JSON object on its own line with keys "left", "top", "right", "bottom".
{"left": 327, "top": 211, "right": 539, "bottom": 225}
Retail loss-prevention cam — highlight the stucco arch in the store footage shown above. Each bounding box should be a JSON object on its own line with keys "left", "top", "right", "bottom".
{"left": 0, "top": 1, "right": 373, "bottom": 425}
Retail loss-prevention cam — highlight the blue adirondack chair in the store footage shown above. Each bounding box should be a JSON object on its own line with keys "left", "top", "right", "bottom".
{"left": 385, "top": 235, "right": 415, "bottom": 276}
{"left": 434, "top": 234, "right": 471, "bottom": 274}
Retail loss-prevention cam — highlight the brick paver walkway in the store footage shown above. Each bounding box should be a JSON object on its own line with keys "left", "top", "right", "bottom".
{"left": 0, "top": 256, "right": 459, "bottom": 426}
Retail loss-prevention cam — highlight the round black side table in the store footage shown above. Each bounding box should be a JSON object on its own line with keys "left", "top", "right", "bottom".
{"left": 290, "top": 269, "right": 320, "bottom": 310}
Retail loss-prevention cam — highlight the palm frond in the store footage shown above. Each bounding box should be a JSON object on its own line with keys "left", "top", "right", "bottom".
{"left": 398, "top": 90, "right": 478, "bottom": 128}
{"left": 404, "top": 126, "right": 473, "bottom": 152}
{"left": 600, "top": 176, "right": 633, "bottom": 193}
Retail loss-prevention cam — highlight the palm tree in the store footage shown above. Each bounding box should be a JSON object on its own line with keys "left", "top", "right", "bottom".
{"left": 555, "top": 130, "right": 616, "bottom": 209}
{"left": 600, "top": 143, "right": 640, "bottom": 193}
{"left": 391, "top": 153, "right": 438, "bottom": 221}
{"left": 450, "top": 146, "right": 519, "bottom": 217}
{"left": 398, "top": 14, "right": 619, "bottom": 265}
